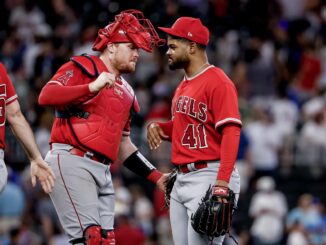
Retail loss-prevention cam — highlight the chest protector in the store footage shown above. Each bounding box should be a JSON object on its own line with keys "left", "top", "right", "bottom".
{"left": 66, "top": 54, "right": 139, "bottom": 161}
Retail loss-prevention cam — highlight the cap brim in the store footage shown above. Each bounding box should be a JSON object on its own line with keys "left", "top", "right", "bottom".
{"left": 158, "top": 27, "right": 184, "bottom": 39}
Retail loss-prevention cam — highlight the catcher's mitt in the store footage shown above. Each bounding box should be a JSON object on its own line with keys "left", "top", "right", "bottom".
{"left": 164, "top": 168, "right": 177, "bottom": 208}
{"left": 191, "top": 185, "right": 237, "bottom": 242}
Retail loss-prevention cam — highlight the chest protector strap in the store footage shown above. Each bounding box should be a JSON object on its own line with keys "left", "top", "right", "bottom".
{"left": 70, "top": 54, "right": 100, "bottom": 78}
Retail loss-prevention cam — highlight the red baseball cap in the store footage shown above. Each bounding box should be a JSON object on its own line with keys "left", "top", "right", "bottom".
{"left": 158, "top": 17, "right": 209, "bottom": 46}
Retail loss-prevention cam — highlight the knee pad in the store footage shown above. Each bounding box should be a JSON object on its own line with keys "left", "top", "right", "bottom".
{"left": 84, "top": 225, "right": 102, "bottom": 245}
{"left": 80, "top": 225, "right": 115, "bottom": 245}
{"left": 101, "top": 229, "right": 115, "bottom": 245}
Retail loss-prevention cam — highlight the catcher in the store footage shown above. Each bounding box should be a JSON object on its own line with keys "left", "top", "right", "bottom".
{"left": 147, "top": 17, "right": 241, "bottom": 245}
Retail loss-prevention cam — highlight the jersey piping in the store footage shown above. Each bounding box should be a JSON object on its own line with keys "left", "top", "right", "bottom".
{"left": 215, "top": 118, "right": 242, "bottom": 129}
{"left": 184, "top": 65, "right": 214, "bottom": 80}
{"left": 6, "top": 94, "right": 18, "bottom": 105}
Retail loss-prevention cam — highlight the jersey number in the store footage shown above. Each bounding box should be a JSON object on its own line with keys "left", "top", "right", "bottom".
{"left": 182, "top": 124, "right": 208, "bottom": 149}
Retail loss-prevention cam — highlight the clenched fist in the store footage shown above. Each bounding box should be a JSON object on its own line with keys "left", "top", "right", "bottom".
{"left": 89, "top": 72, "right": 116, "bottom": 93}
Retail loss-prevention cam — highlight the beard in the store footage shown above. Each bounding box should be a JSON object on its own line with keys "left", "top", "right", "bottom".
{"left": 117, "top": 62, "right": 136, "bottom": 73}
{"left": 168, "top": 56, "right": 188, "bottom": 70}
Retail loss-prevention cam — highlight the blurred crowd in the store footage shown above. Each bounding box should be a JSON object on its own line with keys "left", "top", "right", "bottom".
{"left": 0, "top": 0, "right": 326, "bottom": 244}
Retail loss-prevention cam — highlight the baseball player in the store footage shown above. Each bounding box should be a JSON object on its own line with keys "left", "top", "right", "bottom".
{"left": 38, "top": 10, "right": 167, "bottom": 245}
{"left": 0, "top": 63, "right": 55, "bottom": 194}
{"left": 147, "top": 17, "right": 242, "bottom": 245}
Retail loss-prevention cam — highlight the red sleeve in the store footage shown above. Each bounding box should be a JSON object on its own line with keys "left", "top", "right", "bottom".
{"left": 210, "top": 71, "right": 242, "bottom": 129}
{"left": 38, "top": 83, "right": 91, "bottom": 107}
{"left": 217, "top": 124, "right": 241, "bottom": 182}
{"left": 38, "top": 61, "right": 94, "bottom": 107}
{"left": 157, "top": 120, "right": 173, "bottom": 140}
{"left": 0, "top": 63, "right": 18, "bottom": 105}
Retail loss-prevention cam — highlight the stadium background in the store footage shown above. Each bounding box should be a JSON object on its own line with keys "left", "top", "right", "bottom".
{"left": 0, "top": 0, "right": 326, "bottom": 244}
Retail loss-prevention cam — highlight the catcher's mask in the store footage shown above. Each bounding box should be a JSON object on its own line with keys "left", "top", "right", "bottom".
{"left": 93, "top": 9, "right": 165, "bottom": 53}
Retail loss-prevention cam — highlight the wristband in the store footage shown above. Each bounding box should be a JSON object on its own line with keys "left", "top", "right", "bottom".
{"left": 123, "top": 151, "right": 161, "bottom": 182}
{"left": 147, "top": 169, "right": 163, "bottom": 183}
{"left": 212, "top": 185, "right": 228, "bottom": 197}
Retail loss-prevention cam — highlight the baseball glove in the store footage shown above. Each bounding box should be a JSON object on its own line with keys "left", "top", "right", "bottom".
{"left": 191, "top": 185, "right": 237, "bottom": 242}
{"left": 164, "top": 168, "right": 177, "bottom": 208}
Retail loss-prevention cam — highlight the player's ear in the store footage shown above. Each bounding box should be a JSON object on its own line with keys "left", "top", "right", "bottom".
{"left": 188, "top": 42, "right": 197, "bottom": 54}
{"left": 107, "top": 43, "right": 116, "bottom": 54}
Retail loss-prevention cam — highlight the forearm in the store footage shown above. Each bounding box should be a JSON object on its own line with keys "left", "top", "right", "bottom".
{"left": 117, "top": 136, "right": 137, "bottom": 162}
{"left": 119, "top": 136, "right": 162, "bottom": 183}
{"left": 38, "top": 82, "right": 92, "bottom": 107}
{"left": 217, "top": 124, "right": 241, "bottom": 183}
{"left": 10, "top": 112, "right": 41, "bottom": 161}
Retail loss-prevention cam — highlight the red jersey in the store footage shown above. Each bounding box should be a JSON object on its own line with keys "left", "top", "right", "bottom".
{"left": 39, "top": 57, "right": 134, "bottom": 160}
{"left": 171, "top": 66, "right": 241, "bottom": 165}
{"left": 0, "top": 63, "right": 18, "bottom": 149}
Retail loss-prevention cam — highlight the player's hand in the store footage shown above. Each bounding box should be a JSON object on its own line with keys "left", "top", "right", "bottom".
{"left": 89, "top": 72, "right": 116, "bottom": 93}
{"left": 213, "top": 180, "right": 229, "bottom": 203}
{"left": 156, "top": 173, "right": 169, "bottom": 192}
{"left": 147, "top": 123, "right": 169, "bottom": 150}
{"left": 30, "top": 156, "right": 56, "bottom": 194}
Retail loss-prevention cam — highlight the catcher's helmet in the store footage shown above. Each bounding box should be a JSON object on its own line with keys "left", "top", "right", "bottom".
{"left": 93, "top": 9, "right": 165, "bottom": 52}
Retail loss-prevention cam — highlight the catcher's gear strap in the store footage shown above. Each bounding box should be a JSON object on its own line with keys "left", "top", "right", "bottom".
{"left": 55, "top": 109, "right": 90, "bottom": 119}
{"left": 123, "top": 151, "right": 160, "bottom": 181}
{"left": 70, "top": 54, "right": 100, "bottom": 78}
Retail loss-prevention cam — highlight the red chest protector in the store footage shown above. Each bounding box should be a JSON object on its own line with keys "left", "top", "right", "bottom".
{"left": 64, "top": 54, "right": 139, "bottom": 161}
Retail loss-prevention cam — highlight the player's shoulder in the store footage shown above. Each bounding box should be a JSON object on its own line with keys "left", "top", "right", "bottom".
{"left": 62, "top": 59, "right": 81, "bottom": 70}
{"left": 207, "top": 66, "right": 230, "bottom": 81}
{"left": 56, "top": 59, "right": 85, "bottom": 77}
{"left": 205, "top": 66, "right": 235, "bottom": 88}
{"left": 50, "top": 60, "right": 84, "bottom": 85}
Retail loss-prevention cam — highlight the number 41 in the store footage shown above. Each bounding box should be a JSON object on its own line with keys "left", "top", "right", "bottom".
{"left": 181, "top": 124, "right": 208, "bottom": 149}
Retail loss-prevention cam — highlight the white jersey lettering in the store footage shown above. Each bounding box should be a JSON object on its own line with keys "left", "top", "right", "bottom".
{"left": 174, "top": 95, "right": 207, "bottom": 122}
